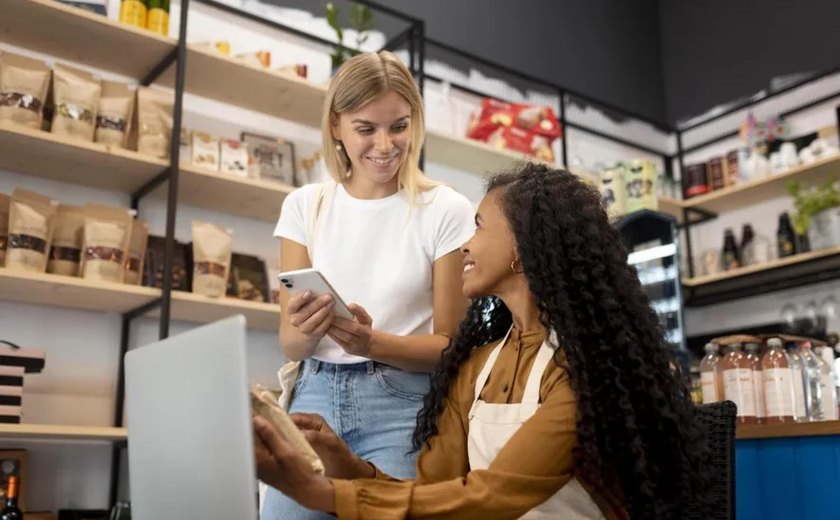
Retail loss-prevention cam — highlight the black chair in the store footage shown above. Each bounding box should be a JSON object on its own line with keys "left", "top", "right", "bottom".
{"left": 684, "top": 400, "right": 737, "bottom": 520}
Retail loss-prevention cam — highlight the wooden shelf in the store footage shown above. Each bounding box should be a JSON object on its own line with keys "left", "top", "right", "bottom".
{"left": 0, "top": 268, "right": 160, "bottom": 314}
{"left": 683, "top": 154, "right": 840, "bottom": 214}
{"left": 172, "top": 164, "right": 294, "bottom": 222}
{"left": 159, "top": 45, "right": 328, "bottom": 127}
{"left": 161, "top": 292, "right": 280, "bottom": 332}
{"left": 0, "top": 123, "right": 169, "bottom": 193}
{"left": 656, "top": 196, "right": 684, "bottom": 221}
{"left": 683, "top": 245, "right": 840, "bottom": 287}
{"left": 0, "top": 0, "right": 175, "bottom": 80}
{"left": 425, "top": 130, "right": 557, "bottom": 176}
{"left": 0, "top": 423, "right": 127, "bottom": 442}
{"left": 0, "top": 269, "right": 280, "bottom": 331}
{"left": 737, "top": 420, "right": 840, "bottom": 440}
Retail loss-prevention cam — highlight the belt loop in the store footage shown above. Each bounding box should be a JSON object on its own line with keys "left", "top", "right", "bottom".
{"left": 366, "top": 361, "right": 376, "bottom": 375}
{"left": 310, "top": 359, "right": 321, "bottom": 374}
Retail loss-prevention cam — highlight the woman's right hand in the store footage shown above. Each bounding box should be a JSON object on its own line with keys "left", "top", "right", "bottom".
{"left": 287, "top": 291, "right": 336, "bottom": 340}
{"left": 292, "top": 413, "right": 376, "bottom": 480}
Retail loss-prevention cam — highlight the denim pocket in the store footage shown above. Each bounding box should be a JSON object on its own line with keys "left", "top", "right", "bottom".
{"left": 292, "top": 363, "right": 312, "bottom": 395}
{"left": 374, "top": 364, "right": 431, "bottom": 401}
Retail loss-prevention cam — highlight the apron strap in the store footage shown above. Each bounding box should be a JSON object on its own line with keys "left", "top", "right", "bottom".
{"left": 472, "top": 327, "right": 513, "bottom": 402}
{"left": 521, "top": 336, "right": 558, "bottom": 405}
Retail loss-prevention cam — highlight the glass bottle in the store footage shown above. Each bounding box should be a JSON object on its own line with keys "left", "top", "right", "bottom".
{"left": 722, "top": 228, "right": 741, "bottom": 271}
{"left": 740, "top": 224, "right": 756, "bottom": 265}
{"left": 799, "top": 342, "right": 824, "bottom": 421}
{"left": 785, "top": 342, "right": 809, "bottom": 422}
{"left": 0, "top": 476, "right": 22, "bottom": 520}
{"left": 699, "top": 343, "right": 724, "bottom": 404}
{"left": 721, "top": 343, "right": 757, "bottom": 424}
{"left": 745, "top": 343, "right": 766, "bottom": 423}
{"left": 761, "top": 338, "right": 795, "bottom": 424}
{"left": 777, "top": 212, "right": 797, "bottom": 258}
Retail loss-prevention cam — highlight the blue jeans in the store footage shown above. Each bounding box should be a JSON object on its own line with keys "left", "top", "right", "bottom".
{"left": 261, "top": 359, "right": 430, "bottom": 519}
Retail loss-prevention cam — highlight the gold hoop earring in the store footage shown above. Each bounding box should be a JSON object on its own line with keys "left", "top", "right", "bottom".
{"left": 510, "top": 260, "right": 523, "bottom": 274}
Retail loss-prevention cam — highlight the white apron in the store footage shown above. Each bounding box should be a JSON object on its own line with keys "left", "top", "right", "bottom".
{"left": 467, "top": 328, "right": 607, "bottom": 519}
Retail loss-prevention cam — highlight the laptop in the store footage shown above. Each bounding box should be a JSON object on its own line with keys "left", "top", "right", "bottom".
{"left": 125, "top": 315, "right": 258, "bottom": 520}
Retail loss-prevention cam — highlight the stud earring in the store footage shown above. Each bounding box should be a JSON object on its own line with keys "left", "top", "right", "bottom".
{"left": 510, "top": 259, "right": 523, "bottom": 274}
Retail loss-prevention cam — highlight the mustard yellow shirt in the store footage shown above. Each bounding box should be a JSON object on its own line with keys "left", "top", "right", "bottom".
{"left": 332, "top": 326, "right": 628, "bottom": 519}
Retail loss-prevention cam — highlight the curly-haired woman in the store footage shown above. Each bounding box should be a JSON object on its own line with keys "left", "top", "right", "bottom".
{"left": 255, "top": 162, "right": 707, "bottom": 519}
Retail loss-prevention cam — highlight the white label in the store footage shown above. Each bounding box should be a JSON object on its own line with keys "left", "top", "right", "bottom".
{"left": 701, "top": 372, "right": 719, "bottom": 404}
{"left": 792, "top": 367, "right": 807, "bottom": 419}
{"left": 724, "top": 368, "right": 756, "bottom": 417}
{"left": 753, "top": 368, "right": 766, "bottom": 418}
{"left": 763, "top": 368, "right": 794, "bottom": 418}
{"left": 821, "top": 373, "right": 839, "bottom": 421}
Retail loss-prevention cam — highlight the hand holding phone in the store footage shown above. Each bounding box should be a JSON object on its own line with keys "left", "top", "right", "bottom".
{"left": 278, "top": 269, "right": 354, "bottom": 320}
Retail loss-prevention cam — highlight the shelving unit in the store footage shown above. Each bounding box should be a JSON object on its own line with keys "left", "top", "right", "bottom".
{"left": 682, "top": 154, "right": 840, "bottom": 214}
{"left": 0, "top": 269, "right": 281, "bottom": 331}
{"left": 425, "top": 129, "right": 557, "bottom": 175}
{"left": 737, "top": 420, "right": 840, "bottom": 440}
{"left": 0, "top": 424, "right": 127, "bottom": 442}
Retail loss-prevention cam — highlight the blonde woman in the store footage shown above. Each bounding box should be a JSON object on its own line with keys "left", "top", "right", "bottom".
{"left": 264, "top": 51, "right": 475, "bottom": 519}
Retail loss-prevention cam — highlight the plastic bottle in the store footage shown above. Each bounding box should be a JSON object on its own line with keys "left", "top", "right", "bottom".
{"left": 721, "top": 343, "right": 757, "bottom": 424}
{"left": 745, "top": 343, "right": 766, "bottom": 423}
{"left": 815, "top": 345, "right": 838, "bottom": 421}
{"left": 785, "top": 342, "right": 809, "bottom": 422}
{"left": 799, "top": 342, "right": 824, "bottom": 421}
{"left": 761, "top": 338, "right": 795, "bottom": 424}
{"left": 699, "top": 343, "right": 724, "bottom": 404}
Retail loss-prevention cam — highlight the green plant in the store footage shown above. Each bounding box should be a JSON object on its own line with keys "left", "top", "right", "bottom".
{"left": 325, "top": 2, "right": 374, "bottom": 71}
{"left": 788, "top": 178, "right": 840, "bottom": 234}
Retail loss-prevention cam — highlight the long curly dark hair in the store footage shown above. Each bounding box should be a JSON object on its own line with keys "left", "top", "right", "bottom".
{"left": 413, "top": 163, "right": 706, "bottom": 517}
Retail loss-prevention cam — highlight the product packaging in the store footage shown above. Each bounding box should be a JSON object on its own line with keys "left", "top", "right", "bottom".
{"left": 80, "top": 205, "right": 133, "bottom": 283}
{"left": 0, "top": 52, "right": 51, "bottom": 130}
{"left": 47, "top": 205, "right": 85, "bottom": 277}
{"left": 190, "top": 131, "right": 219, "bottom": 170}
{"left": 95, "top": 80, "right": 134, "bottom": 148}
{"left": 142, "top": 235, "right": 190, "bottom": 291}
{"left": 123, "top": 219, "right": 149, "bottom": 285}
{"left": 6, "top": 188, "right": 57, "bottom": 273}
{"left": 134, "top": 87, "right": 173, "bottom": 159}
{"left": 50, "top": 64, "right": 101, "bottom": 142}
{"left": 191, "top": 221, "right": 232, "bottom": 298}
{"left": 219, "top": 139, "right": 249, "bottom": 177}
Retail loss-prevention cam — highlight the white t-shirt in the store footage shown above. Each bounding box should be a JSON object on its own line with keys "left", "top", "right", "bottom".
{"left": 274, "top": 183, "right": 475, "bottom": 364}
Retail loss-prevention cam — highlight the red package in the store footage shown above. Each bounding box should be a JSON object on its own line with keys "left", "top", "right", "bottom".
{"left": 467, "top": 98, "right": 562, "bottom": 141}
{"left": 488, "top": 127, "right": 555, "bottom": 163}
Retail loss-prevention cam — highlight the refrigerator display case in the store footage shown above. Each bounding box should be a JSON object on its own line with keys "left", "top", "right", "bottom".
{"left": 616, "top": 210, "right": 688, "bottom": 365}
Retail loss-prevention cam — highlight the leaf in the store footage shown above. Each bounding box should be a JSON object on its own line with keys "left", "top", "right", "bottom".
{"left": 325, "top": 2, "right": 344, "bottom": 43}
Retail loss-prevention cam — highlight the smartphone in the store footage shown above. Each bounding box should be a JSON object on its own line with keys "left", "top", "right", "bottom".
{"left": 277, "top": 268, "right": 354, "bottom": 319}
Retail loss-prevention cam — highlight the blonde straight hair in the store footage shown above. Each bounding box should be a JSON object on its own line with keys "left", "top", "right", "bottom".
{"left": 322, "top": 51, "right": 439, "bottom": 202}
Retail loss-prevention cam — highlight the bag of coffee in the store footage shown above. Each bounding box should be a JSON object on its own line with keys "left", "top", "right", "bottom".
{"left": 80, "top": 205, "right": 133, "bottom": 283}
{"left": 124, "top": 218, "right": 148, "bottom": 285}
{"left": 95, "top": 80, "right": 134, "bottom": 148}
{"left": 47, "top": 204, "right": 85, "bottom": 277}
{"left": 0, "top": 52, "right": 51, "bottom": 130}
{"left": 230, "top": 253, "right": 269, "bottom": 302}
{"left": 142, "top": 235, "right": 190, "bottom": 291}
{"left": 0, "top": 193, "right": 9, "bottom": 267}
{"left": 134, "top": 87, "right": 173, "bottom": 158}
{"left": 50, "top": 64, "right": 101, "bottom": 142}
{"left": 191, "top": 221, "right": 232, "bottom": 298}
{"left": 7, "top": 188, "right": 57, "bottom": 273}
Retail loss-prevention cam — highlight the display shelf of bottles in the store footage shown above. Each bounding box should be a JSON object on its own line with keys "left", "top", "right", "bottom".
{"left": 682, "top": 245, "right": 840, "bottom": 307}
{"left": 0, "top": 269, "right": 281, "bottom": 331}
{"left": 737, "top": 420, "right": 840, "bottom": 440}
{"left": 0, "top": 423, "right": 127, "bottom": 442}
{"left": 0, "top": 0, "right": 175, "bottom": 80}
{"left": 682, "top": 154, "right": 840, "bottom": 214}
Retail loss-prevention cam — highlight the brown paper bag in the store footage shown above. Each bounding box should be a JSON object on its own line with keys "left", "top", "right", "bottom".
{"left": 134, "top": 87, "right": 173, "bottom": 158}
{"left": 0, "top": 52, "right": 51, "bottom": 130}
{"left": 123, "top": 219, "right": 148, "bottom": 285}
{"left": 191, "top": 221, "right": 232, "bottom": 298}
{"left": 80, "top": 205, "right": 133, "bottom": 283}
{"left": 95, "top": 80, "right": 134, "bottom": 148}
{"left": 47, "top": 205, "right": 85, "bottom": 277}
{"left": 0, "top": 193, "right": 9, "bottom": 267}
{"left": 6, "top": 188, "right": 56, "bottom": 273}
{"left": 50, "top": 64, "right": 101, "bottom": 142}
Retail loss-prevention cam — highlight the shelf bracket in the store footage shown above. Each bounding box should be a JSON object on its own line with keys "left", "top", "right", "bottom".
{"left": 130, "top": 167, "right": 172, "bottom": 210}
{"left": 141, "top": 47, "right": 178, "bottom": 87}
{"left": 679, "top": 206, "right": 717, "bottom": 228}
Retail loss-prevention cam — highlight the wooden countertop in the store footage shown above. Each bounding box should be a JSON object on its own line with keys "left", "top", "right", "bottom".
{"left": 737, "top": 420, "right": 840, "bottom": 440}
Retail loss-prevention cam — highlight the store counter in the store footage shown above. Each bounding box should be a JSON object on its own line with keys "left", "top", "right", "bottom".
{"left": 736, "top": 420, "right": 840, "bottom": 520}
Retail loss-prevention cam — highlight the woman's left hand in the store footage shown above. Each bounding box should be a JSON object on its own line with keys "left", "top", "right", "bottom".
{"left": 328, "top": 304, "right": 374, "bottom": 357}
{"left": 253, "top": 415, "right": 336, "bottom": 513}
